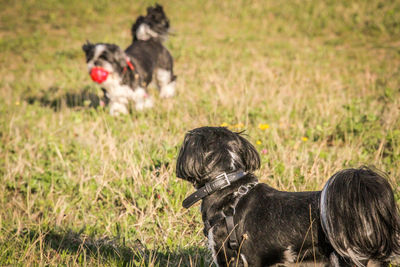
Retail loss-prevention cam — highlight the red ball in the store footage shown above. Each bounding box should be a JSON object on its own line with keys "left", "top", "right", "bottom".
{"left": 90, "top": 67, "right": 109, "bottom": 84}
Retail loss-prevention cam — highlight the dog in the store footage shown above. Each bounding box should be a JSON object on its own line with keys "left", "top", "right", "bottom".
{"left": 176, "top": 127, "right": 400, "bottom": 267}
{"left": 131, "top": 4, "right": 170, "bottom": 43}
{"left": 82, "top": 4, "right": 176, "bottom": 116}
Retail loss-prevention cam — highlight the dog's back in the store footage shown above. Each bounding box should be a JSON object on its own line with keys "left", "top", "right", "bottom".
{"left": 125, "top": 40, "right": 174, "bottom": 86}
{"left": 235, "top": 184, "right": 328, "bottom": 266}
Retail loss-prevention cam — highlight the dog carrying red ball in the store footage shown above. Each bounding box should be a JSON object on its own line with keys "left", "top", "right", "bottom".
{"left": 90, "top": 67, "right": 109, "bottom": 84}
{"left": 82, "top": 4, "right": 176, "bottom": 116}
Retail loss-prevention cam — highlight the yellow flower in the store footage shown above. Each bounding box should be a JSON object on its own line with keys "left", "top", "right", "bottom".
{"left": 258, "top": 123, "right": 269, "bottom": 130}
{"left": 220, "top": 122, "right": 229, "bottom": 127}
{"left": 15, "top": 101, "right": 20, "bottom": 106}
{"left": 302, "top": 137, "right": 308, "bottom": 142}
{"left": 256, "top": 140, "right": 262, "bottom": 145}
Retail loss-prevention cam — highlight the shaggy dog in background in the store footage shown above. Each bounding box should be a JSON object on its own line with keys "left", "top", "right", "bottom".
{"left": 176, "top": 126, "right": 400, "bottom": 267}
{"left": 131, "top": 4, "right": 170, "bottom": 43}
{"left": 82, "top": 4, "right": 176, "bottom": 115}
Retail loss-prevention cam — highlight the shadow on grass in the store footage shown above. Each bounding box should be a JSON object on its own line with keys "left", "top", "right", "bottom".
{"left": 19, "top": 227, "right": 211, "bottom": 266}
{"left": 24, "top": 86, "right": 108, "bottom": 111}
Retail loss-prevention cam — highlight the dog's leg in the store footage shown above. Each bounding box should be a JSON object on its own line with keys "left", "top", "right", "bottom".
{"left": 135, "top": 97, "right": 153, "bottom": 110}
{"left": 156, "top": 68, "right": 176, "bottom": 98}
{"left": 109, "top": 100, "right": 128, "bottom": 116}
{"left": 101, "top": 88, "right": 110, "bottom": 107}
{"left": 328, "top": 252, "right": 354, "bottom": 267}
{"left": 131, "top": 87, "right": 153, "bottom": 110}
{"left": 367, "top": 260, "right": 389, "bottom": 267}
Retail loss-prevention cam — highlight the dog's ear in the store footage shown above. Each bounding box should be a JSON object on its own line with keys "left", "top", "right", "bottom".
{"left": 108, "top": 44, "right": 127, "bottom": 68}
{"left": 154, "top": 4, "right": 164, "bottom": 13}
{"left": 146, "top": 5, "right": 154, "bottom": 15}
{"left": 238, "top": 134, "right": 260, "bottom": 172}
{"left": 151, "top": 4, "right": 167, "bottom": 23}
{"left": 147, "top": 4, "right": 165, "bottom": 19}
{"left": 82, "top": 40, "right": 93, "bottom": 54}
{"left": 176, "top": 130, "right": 208, "bottom": 186}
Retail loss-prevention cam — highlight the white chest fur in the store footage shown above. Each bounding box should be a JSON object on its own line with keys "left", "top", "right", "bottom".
{"left": 102, "top": 74, "right": 134, "bottom": 102}
{"left": 207, "top": 226, "right": 248, "bottom": 267}
{"left": 102, "top": 74, "right": 152, "bottom": 115}
{"left": 208, "top": 227, "right": 219, "bottom": 267}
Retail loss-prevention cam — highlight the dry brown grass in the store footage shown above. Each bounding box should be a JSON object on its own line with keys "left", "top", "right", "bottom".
{"left": 1, "top": 0, "right": 400, "bottom": 265}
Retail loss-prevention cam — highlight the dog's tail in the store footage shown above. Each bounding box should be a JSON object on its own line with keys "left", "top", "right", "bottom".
{"left": 131, "top": 4, "right": 170, "bottom": 43}
{"left": 320, "top": 167, "right": 400, "bottom": 266}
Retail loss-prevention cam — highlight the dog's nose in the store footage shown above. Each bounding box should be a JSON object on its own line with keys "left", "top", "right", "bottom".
{"left": 94, "top": 60, "right": 101, "bottom": 66}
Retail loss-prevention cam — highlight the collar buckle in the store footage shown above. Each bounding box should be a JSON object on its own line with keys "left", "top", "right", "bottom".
{"left": 216, "top": 172, "right": 230, "bottom": 189}
{"left": 237, "top": 185, "right": 249, "bottom": 195}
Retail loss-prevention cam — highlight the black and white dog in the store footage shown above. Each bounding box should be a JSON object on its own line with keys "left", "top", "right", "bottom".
{"left": 82, "top": 4, "right": 176, "bottom": 115}
{"left": 176, "top": 127, "right": 400, "bottom": 267}
{"left": 131, "top": 4, "right": 170, "bottom": 43}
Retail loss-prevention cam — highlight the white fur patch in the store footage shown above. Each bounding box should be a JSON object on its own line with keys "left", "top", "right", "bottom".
{"left": 136, "top": 23, "right": 158, "bottom": 41}
{"left": 102, "top": 74, "right": 151, "bottom": 115}
{"left": 329, "top": 252, "right": 340, "bottom": 267}
{"left": 156, "top": 69, "right": 175, "bottom": 98}
{"left": 228, "top": 149, "right": 246, "bottom": 171}
{"left": 109, "top": 101, "right": 128, "bottom": 116}
{"left": 156, "top": 68, "right": 171, "bottom": 85}
{"left": 228, "top": 150, "right": 238, "bottom": 170}
{"left": 107, "top": 82, "right": 131, "bottom": 116}
{"left": 159, "top": 81, "right": 176, "bottom": 98}
{"left": 240, "top": 254, "right": 249, "bottom": 267}
{"left": 283, "top": 246, "right": 297, "bottom": 263}
{"left": 102, "top": 74, "right": 134, "bottom": 101}
{"left": 208, "top": 227, "right": 219, "bottom": 267}
{"left": 320, "top": 175, "right": 334, "bottom": 236}
{"left": 134, "top": 87, "right": 153, "bottom": 110}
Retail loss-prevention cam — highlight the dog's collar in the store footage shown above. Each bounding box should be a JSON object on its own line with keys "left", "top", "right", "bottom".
{"left": 123, "top": 58, "right": 135, "bottom": 74}
{"left": 182, "top": 171, "right": 247, "bottom": 209}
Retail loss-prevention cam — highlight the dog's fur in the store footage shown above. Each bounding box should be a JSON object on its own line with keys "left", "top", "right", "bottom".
{"left": 176, "top": 127, "right": 400, "bottom": 267}
{"left": 131, "top": 4, "right": 170, "bottom": 43}
{"left": 82, "top": 4, "right": 176, "bottom": 116}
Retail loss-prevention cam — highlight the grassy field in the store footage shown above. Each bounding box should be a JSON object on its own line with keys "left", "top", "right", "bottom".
{"left": 1, "top": 0, "right": 400, "bottom": 265}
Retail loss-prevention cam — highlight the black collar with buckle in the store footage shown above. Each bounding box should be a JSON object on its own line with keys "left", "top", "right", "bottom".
{"left": 182, "top": 171, "right": 247, "bottom": 209}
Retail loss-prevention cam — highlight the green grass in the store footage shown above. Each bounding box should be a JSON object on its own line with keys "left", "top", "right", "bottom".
{"left": 1, "top": 0, "right": 400, "bottom": 265}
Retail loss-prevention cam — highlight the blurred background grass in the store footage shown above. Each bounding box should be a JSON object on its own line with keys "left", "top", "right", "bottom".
{"left": 1, "top": 0, "right": 400, "bottom": 265}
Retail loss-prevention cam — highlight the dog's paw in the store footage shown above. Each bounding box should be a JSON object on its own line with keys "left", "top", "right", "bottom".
{"left": 109, "top": 102, "right": 128, "bottom": 116}
{"left": 160, "top": 81, "right": 176, "bottom": 98}
{"left": 135, "top": 97, "right": 153, "bottom": 110}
